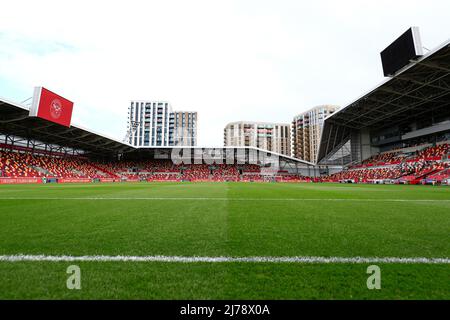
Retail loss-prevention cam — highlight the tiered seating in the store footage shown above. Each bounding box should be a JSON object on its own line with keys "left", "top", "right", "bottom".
{"left": 181, "top": 164, "right": 210, "bottom": 181}
{"left": 141, "top": 160, "right": 181, "bottom": 173}
{"left": 147, "top": 173, "right": 180, "bottom": 181}
{"left": 30, "top": 155, "right": 115, "bottom": 179}
{"left": 361, "top": 151, "right": 401, "bottom": 165}
{"left": 427, "top": 168, "right": 450, "bottom": 182}
{"left": 412, "top": 143, "right": 449, "bottom": 161}
{"left": 399, "top": 161, "right": 448, "bottom": 182}
{"left": 94, "top": 160, "right": 267, "bottom": 182}
{"left": 210, "top": 164, "right": 239, "bottom": 181}
{"left": 353, "top": 152, "right": 406, "bottom": 169}
{"left": 241, "top": 164, "right": 261, "bottom": 173}
{"left": 327, "top": 143, "right": 450, "bottom": 183}
{"left": 4, "top": 142, "right": 448, "bottom": 184}
{"left": 329, "top": 166, "right": 405, "bottom": 182}
{"left": 0, "top": 150, "right": 113, "bottom": 179}
{"left": 94, "top": 161, "right": 137, "bottom": 178}
{"left": 0, "top": 151, "right": 40, "bottom": 177}
{"left": 238, "top": 164, "right": 261, "bottom": 181}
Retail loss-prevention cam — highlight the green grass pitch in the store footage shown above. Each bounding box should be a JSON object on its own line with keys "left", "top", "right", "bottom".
{"left": 0, "top": 182, "right": 448, "bottom": 299}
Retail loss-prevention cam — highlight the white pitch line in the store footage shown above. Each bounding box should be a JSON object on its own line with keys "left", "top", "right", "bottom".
{"left": 0, "top": 197, "right": 449, "bottom": 202}
{"left": 0, "top": 254, "right": 448, "bottom": 264}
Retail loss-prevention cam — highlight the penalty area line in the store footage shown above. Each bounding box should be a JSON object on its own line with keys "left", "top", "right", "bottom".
{"left": 0, "top": 255, "right": 448, "bottom": 264}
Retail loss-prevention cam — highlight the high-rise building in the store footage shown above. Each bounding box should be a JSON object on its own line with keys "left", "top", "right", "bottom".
{"left": 172, "top": 111, "right": 197, "bottom": 146}
{"left": 291, "top": 105, "right": 338, "bottom": 163}
{"left": 224, "top": 121, "right": 291, "bottom": 156}
{"left": 127, "top": 101, "right": 197, "bottom": 147}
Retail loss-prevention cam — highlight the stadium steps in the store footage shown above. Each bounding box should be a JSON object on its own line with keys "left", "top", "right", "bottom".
{"left": 424, "top": 167, "right": 450, "bottom": 181}
{"left": 31, "top": 165, "right": 50, "bottom": 176}
{"left": 401, "top": 168, "right": 443, "bottom": 184}
{"left": 90, "top": 163, "right": 119, "bottom": 178}
{"left": 71, "top": 169, "right": 84, "bottom": 176}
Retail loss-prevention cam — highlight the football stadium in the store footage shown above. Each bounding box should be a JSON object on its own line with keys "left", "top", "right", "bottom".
{"left": 0, "top": 33, "right": 449, "bottom": 301}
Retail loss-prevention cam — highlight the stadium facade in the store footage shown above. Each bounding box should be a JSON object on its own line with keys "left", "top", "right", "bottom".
{"left": 223, "top": 121, "right": 291, "bottom": 156}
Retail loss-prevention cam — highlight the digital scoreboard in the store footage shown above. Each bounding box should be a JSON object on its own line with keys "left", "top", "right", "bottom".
{"left": 380, "top": 27, "right": 423, "bottom": 77}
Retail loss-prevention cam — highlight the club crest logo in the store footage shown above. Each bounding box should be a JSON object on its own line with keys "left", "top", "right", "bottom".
{"left": 49, "top": 99, "right": 62, "bottom": 119}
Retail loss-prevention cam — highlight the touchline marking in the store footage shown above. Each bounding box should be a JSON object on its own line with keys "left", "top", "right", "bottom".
{"left": 0, "top": 197, "right": 449, "bottom": 202}
{"left": 0, "top": 254, "right": 448, "bottom": 264}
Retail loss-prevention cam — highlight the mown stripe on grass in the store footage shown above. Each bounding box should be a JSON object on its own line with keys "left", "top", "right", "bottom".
{"left": 0, "top": 255, "right": 448, "bottom": 264}
{"left": 0, "top": 197, "right": 449, "bottom": 202}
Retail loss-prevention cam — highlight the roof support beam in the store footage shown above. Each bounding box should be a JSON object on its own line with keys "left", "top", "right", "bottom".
{"left": 342, "top": 71, "right": 450, "bottom": 128}
{"left": 396, "top": 75, "right": 450, "bottom": 93}
{"left": 418, "top": 61, "right": 450, "bottom": 73}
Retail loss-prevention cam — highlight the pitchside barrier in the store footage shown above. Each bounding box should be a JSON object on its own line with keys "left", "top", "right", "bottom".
{"left": 0, "top": 177, "right": 42, "bottom": 184}
{"left": 0, "top": 177, "right": 121, "bottom": 185}
{"left": 58, "top": 178, "right": 92, "bottom": 183}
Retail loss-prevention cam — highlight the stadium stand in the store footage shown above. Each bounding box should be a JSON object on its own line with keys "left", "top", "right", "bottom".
{"left": 0, "top": 150, "right": 318, "bottom": 183}
{"left": 426, "top": 168, "right": 450, "bottom": 184}
{"left": 0, "top": 150, "right": 115, "bottom": 179}
{"left": 1, "top": 141, "right": 448, "bottom": 184}
{"left": 317, "top": 37, "right": 450, "bottom": 186}
{"left": 0, "top": 151, "right": 40, "bottom": 177}
{"left": 324, "top": 142, "right": 450, "bottom": 184}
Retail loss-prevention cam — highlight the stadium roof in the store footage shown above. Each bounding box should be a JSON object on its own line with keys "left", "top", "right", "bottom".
{"left": 0, "top": 97, "right": 134, "bottom": 155}
{"left": 130, "top": 145, "right": 315, "bottom": 166}
{"left": 318, "top": 38, "right": 450, "bottom": 164}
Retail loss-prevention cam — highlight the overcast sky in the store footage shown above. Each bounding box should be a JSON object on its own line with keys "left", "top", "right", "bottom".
{"left": 1, "top": 0, "right": 449, "bottom": 146}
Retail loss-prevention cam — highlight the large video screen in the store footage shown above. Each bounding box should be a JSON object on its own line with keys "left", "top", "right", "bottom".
{"left": 380, "top": 27, "right": 423, "bottom": 77}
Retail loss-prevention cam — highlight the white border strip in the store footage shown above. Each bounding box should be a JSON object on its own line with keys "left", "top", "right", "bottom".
{"left": 29, "top": 86, "right": 42, "bottom": 117}
{"left": 0, "top": 197, "right": 449, "bottom": 202}
{"left": 0, "top": 255, "right": 448, "bottom": 264}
